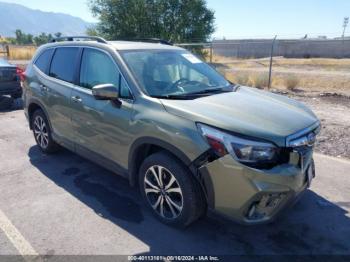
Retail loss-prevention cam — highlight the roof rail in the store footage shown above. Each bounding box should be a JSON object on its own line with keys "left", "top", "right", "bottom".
{"left": 130, "top": 38, "right": 173, "bottom": 46}
{"left": 50, "top": 36, "right": 108, "bottom": 44}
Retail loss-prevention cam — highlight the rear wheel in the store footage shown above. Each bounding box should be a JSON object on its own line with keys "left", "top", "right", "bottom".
{"left": 31, "top": 109, "right": 59, "bottom": 153}
{"left": 139, "top": 152, "right": 206, "bottom": 227}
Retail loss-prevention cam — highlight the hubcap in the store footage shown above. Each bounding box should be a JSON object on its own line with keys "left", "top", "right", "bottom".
{"left": 33, "top": 116, "right": 49, "bottom": 149}
{"left": 144, "top": 165, "right": 183, "bottom": 219}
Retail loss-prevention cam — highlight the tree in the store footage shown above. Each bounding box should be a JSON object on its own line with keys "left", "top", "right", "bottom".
{"left": 33, "top": 33, "right": 53, "bottom": 46}
{"left": 14, "top": 29, "right": 33, "bottom": 45}
{"left": 86, "top": 26, "right": 99, "bottom": 36}
{"left": 54, "top": 32, "right": 62, "bottom": 38}
{"left": 15, "top": 29, "right": 25, "bottom": 44}
{"left": 88, "top": 0, "right": 215, "bottom": 43}
{"left": 6, "top": 30, "right": 62, "bottom": 46}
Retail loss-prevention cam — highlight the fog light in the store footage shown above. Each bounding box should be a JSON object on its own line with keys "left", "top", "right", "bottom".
{"left": 246, "top": 193, "right": 287, "bottom": 220}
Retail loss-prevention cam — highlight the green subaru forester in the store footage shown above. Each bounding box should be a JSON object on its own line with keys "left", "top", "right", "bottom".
{"left": 23, "top": 36, "right": 320, "bottom": 227}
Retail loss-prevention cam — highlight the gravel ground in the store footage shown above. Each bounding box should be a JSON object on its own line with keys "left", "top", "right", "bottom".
{"left": 288, "top": 93, "right": 350, "bottom": 159}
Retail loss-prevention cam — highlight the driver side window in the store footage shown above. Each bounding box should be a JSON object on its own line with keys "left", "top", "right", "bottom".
{"left": 79, "top": 48, "right": 119, "bottom": 90}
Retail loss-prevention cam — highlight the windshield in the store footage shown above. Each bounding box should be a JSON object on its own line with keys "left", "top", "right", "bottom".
{"left": 120, "top": 50, "right": 231, "bottom": 98}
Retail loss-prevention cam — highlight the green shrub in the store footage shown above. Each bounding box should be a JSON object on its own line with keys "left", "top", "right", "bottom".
{"left": 234, "top": 73, "right": 249, "bottom": 85}
{"left": 284, "top": 74, "right": 299, "bottom": 91}
{"left": 251, "top": 73, "right": 269, "bottom": 89}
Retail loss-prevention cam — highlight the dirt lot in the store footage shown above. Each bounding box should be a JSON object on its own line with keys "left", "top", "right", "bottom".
{"left": 286, "top": 93, "right": 350, "bottom": 159}
{"left": 216, "top": 57, "right": 350, "bottom": 96}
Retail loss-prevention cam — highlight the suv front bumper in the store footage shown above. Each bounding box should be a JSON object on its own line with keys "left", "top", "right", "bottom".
{"left": 199, "top": 150, "right": 314, "bottom": 225}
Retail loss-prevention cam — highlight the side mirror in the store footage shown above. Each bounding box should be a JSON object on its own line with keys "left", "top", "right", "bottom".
{"left": 92, "top": 84, "right": 119, "bottom": 100}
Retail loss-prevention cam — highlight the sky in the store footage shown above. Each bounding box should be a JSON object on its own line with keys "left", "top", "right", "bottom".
{"left": 1, "top": 0, "right": 350, "bottom": 39}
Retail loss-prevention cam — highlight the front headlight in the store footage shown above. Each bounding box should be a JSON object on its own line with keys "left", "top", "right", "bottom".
{"left": 197, "top": 123, "right": 278, "bottom": 165}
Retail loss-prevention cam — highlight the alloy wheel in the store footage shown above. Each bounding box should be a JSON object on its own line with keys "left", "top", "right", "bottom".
{"left": 144, "top": 165, "right": 183, "bottom": 219}
{"left": 33, "top": 115, "right": 49, "bottom": 149}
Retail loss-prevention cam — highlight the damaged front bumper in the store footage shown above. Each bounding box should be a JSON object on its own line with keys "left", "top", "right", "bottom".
{"left": 199, "top": 149, "right": 315, "bottom": 225}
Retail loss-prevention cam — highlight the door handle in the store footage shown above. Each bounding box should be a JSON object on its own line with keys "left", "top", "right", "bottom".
{"left": 71, "top": 96, "right": 82, "bottom": 103}
{"left": 39, "top": 84, "right": 48, "bottom": 92}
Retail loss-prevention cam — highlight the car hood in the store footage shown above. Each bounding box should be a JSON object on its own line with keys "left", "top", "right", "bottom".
{"left": 160, "top": 86, "right": 319, "bottom": 146}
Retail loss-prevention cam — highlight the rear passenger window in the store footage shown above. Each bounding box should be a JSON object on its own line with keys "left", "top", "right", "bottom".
{"left": 79, "top": 48, "right": 119, "bottom": 89}
{"left": 34, "top": 49, "right": 54, "bottom": 73}
{"left": 49, "top": 47, "right": 80, "bottom": 83}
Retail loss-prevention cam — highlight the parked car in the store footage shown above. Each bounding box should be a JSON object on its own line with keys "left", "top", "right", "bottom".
{"left": 23, "top": 36, "right": 320, "bottom": 227}
{"left": 0, "top": 58, "right": 23, "bottom": 99}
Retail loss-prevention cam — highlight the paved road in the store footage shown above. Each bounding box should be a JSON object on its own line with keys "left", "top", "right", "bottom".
{"left": 0, "top": 106, "right": 349, "bottom": 257}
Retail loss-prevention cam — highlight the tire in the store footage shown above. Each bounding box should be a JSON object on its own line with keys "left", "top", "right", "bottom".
{"left": 139, "top": 151, "right": 206, "bottom": 227}
{"left": 31, "top": 109, "right": 60, "bottom": 153}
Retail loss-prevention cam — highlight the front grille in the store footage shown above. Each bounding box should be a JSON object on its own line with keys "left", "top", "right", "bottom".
{"left": 278, "top": 147, "right": 292, "bottom": 164}
{"left": 286, "top": 123, "right": 319, "bottom": 170}
{"left": 293, "top": 146, "right": 313, "bottom": 170}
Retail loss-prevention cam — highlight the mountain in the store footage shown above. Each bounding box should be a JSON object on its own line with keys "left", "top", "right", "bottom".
{"left": 0, "top": 2, "right": 91, "bottom": 37}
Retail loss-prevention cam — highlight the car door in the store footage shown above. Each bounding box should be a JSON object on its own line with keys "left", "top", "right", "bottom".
{"left": 42, "top": 47, "right": 80, "bottom": 149}
{"left": 71, "top": 47, "right": 135, "bottom": 170}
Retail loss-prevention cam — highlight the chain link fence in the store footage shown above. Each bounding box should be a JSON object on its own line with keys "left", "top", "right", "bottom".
{"left": 177, "top": 38, "right": 350, "bottom": 93}
{"left": 212, "top": 38, "right": 350, "bottom": 59}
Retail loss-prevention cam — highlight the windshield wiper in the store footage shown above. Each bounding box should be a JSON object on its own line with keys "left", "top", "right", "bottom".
{"left": 152, "top": 86, "right": 235, "bottom": 100}
{"left": 186, "top": 86, "right": 234, "bottom": 96}
{"left": 152, "top": 94, "right": 199, "bottom": 100}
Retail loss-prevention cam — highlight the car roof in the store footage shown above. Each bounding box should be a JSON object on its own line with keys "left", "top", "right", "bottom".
{"left": 108, "top": 41, "right": 183, "bottom": 51}
{"left": 43, "top": 40, "right": 184, "bottom": 51}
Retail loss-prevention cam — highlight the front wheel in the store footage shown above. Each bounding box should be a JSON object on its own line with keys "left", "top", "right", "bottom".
{"left": 31, "top": 109, "right": 59, "bottom": 153}
{"left": 139, "top": 152, "right": 206, "bottom": 227}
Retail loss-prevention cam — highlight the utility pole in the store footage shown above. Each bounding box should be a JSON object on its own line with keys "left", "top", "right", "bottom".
{"left": 209, "top": 42, "right": 213, "bottom": 64}
{"left": 342, "top": 17, "right": 349, "bottom": 39}
{"left": 268, "top": 35, "right": 277, "bottom": 90}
